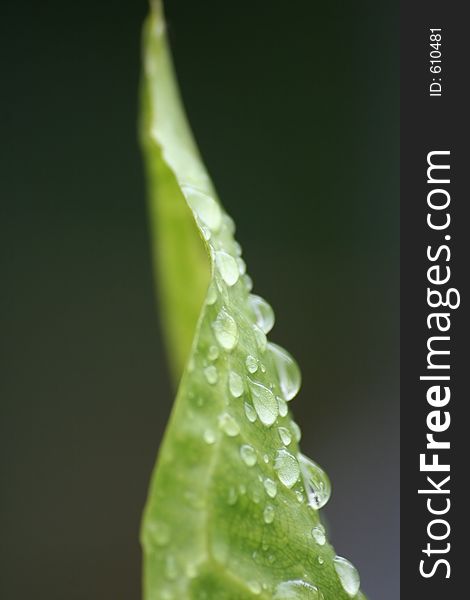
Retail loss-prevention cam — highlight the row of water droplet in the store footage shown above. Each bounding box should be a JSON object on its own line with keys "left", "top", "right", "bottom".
{"left": 180, "top": 186, "right": 361, "bottom": 597}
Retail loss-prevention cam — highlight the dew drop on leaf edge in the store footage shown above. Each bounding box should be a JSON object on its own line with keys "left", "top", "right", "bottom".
{"left": 298, "top": 453, "right": 331, "bottom": 510}
{"left": 278, "top": 426, "right": 292, "bottom": 446}
{"left": 273, "top": 579, "right": 323, "bottom": 599}
{"left": 253, "top": 325, "right": 267, "bottom": 353}
{"left": 333, "top": 555, "right": 361, "bottom": 597}
{"left": 268, "top": 341, "right": 301, "bottom": 401}
{"left": 215, "top": 251, "right": 239, "bottom": 286}
{"left": 248, "top": 294, "right": 275, "bottom": 334}
{"left": 237, "top": 256, "right": 247, "bottom": 275}
{"left": 243, "top": 273, "right": 253, "bottom": 292}
{"left": 278, "top": 396, "right": 288, "bottom": 417}
{"left": 184, "top": 187, "right": 222, "bottom": 232}
{"left": 291, "top": 421, "right": 302, "bottom": 442}
{"left": 206, "top": 282, "right": 217, "bottom": 305}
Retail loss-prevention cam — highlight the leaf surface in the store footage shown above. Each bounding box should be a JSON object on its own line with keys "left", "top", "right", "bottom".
{"left": 141, "top": 3, "right": 367, "bottom": 599}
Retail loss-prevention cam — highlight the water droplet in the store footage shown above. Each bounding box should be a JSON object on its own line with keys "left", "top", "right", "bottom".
{"left": 299, "top": 454, "right": 331, "bottom": 510}
{"left": 206, "top": 283, "right": 217, "bottom": 305}
{"left": 236, "top": 257, "right": 247, "bottom": 275}
{"left": 208, "top": 345, "right": 219, "bottom": 361}
{"left": 246, "top": 354, "right": 258, "bottom": 373}
{"left": 223, "top": 214, "right": 236, "bottom": 234}
{"left": 248, "top": 581, "right": 262, "bottom": 595}
{"left": 263, "top": 454, "right": 270, "bottom": 464}
{"left": 218, "top": 412, "right": 240, "bottom": 437}
{"left": 227, "top": 487, "right": 238, "bottom": 506}
{"left": 253, "top": 325, "right": 267, "bottom": 352}
{"left": 264, "top": 478, "right": 277, "bottom": 498}
{"left": 291, "top": 421, "right": 302, "bottom": 442}
{"left": 318, "top": 556, "right": 324, "bottom": 566}
{"left": 274, "top": 448, "right": 300, "bottom": 488}
{"left": 263, "top": 504, "right": 275, "bottom": 524}
{"left": 249, "top": 379, "right": 278, "bottom": 426}
{"left": 311, "top": 524, "right": 326, "bottom": 546}
{"left": 278, "top": 396, "right": 288, "bottom": 417}
{"left": 240, "top": 444, "right": 257, "bottom": 467}
{"left": 333, "top": 556, "right": 361, "bottom": 597}
{"left": 212, "top": 309, "right": 238, "bottom": 350}
{"left": 184, "top": 187, "right": 222, "bottom": 231}
{"left": 273, "top": 580, "right": 323, "bottom": 599}
{"left": 249, "top": 294, "right": 275, "bottom": 334}
{"left": 215, "top": 251, "right": 239, "bottom": 286}
{"left": 203, "top": 429, "right": 216, "bottom": 445}
{"left": 278, "top": 426, "right": 292, "bottom": 446}
{"left": 268, "top": 342, "right": 301, "bottom": 401}
{"left": 204, "top": 365, "right": 218, "bottom": 385}
{"left": 244, "top": 402, "right": 257, "bottom": 422}
{"left": 295, "top": 490, "right": 305, "bottom": 503}
{"left": 229, "top": 371, "right": 243, "bottom": 398}
{"left": 242, "top": 273, "right": 253, "bottom": 292}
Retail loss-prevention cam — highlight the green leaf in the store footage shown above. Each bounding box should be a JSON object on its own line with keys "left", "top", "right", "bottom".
{"left": 140, "top": 2, "right": 367, "bottom": 599}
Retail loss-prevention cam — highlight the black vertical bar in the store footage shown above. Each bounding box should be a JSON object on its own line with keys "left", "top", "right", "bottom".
{"left": 401, "top": 2, "right": 467, "bottom": 597}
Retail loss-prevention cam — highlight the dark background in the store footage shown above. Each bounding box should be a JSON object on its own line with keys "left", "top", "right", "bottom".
{"left": 1, "top": 1, "right": 399, "bottom": 598}
{"left": 401, "top": 3, "right": 466, "bottom": 597}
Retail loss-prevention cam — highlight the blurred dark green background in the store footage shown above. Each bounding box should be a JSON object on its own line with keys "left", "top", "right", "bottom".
{"left": 1, "top": 0, "right": 398, "bottom": 598}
